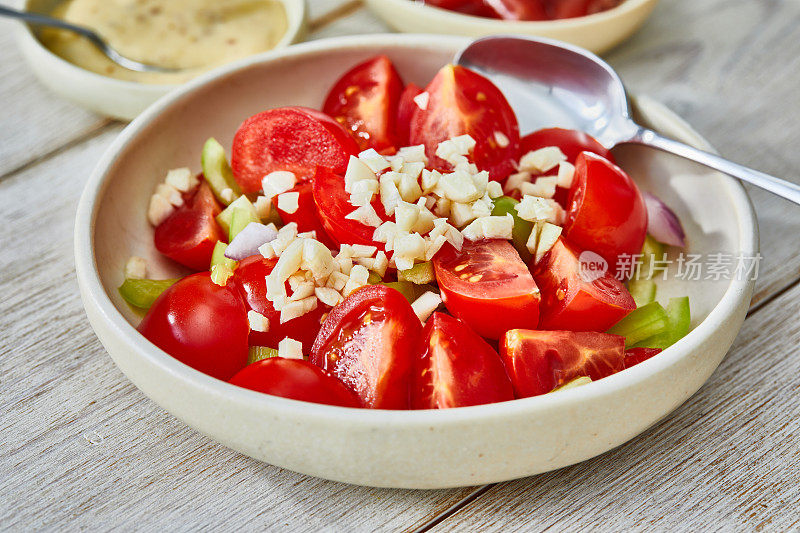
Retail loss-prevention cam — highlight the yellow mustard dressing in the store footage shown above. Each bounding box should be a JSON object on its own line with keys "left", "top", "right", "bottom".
{"left": 39, "top": 0, "right": 288, "bottom": 84}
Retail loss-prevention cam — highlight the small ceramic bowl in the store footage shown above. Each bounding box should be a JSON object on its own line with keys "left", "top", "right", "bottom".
{"left": 365, "top": 0, "right": 659, "bottom": 54}
{"left": 75, "top": 34, "right": 757, "bottom": 489}
{"left": 14, "top": 0, "right": 307, "bottom": 121}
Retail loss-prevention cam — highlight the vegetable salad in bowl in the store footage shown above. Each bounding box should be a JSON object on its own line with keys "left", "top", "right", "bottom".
{"left": 121, "top": 55, "right": 690, "bottom": 410}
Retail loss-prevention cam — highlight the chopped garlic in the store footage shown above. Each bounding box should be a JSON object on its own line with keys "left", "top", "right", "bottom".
{"left": 394, "top": 201, "right": 420, "bottom": 232}
{"left": 344, "top": 156, "right": 377, "bottom": 193}
{"left": 326, "top": 271, "right": 349, "bottom": 291}
{"left": 254, "top": 196, "right": 272, "bottom": 220}
{"left": 504, "top": 171, "right": 532, "bottom": 193}
{"left": 124, "top": 256, "right": 147, "bottom": 280}
{"left": 411, "top": 291, "right": 442, "bottom": 323}
{"left": 210, "top": 264, "right": 234, "bottom": 286}
{"left": 421, "top": 169, "right": 441, "bottom": 193}
{"left": 439, "top": 170, "right": 482, "bottom": 203}
{"left": 393, "top": 233, "right": 426, "bottom": 261}
{"left": 280, "top": 296, "right": 318, "bottom": 323}
{"left": 557, "top": 161, "right": 576, "bottom": 189}
{"left": 450, "top": 201, "right": 477, "bottom": 228}
{"left": 289, "top": 281, "right": 315, "bottom": 301}
{"left": 520, "top": 176, "right": 558, "bottom": 199}
{"left": 486, "top": 180, "right": 503, "bottom": 199}
{"left": 165, "top": 168, "right": 196, "bottom": 192}
{"left": 343, "top": 264, "right": 369, "bottom": 296}
{"left": 397, "top": 172, "right": 423, "bottom": 202}
{"left": 147, "top": 194, "right": 174, "bottom": 226}
{"left": 262, "top": 171, "right": 297, "bottom": 199}
{"left": 534, "top": 223, "right": 562, "bottom": 263}
{"left": 358, "top": 149, "right": 391, "bottom": 173}
{"left": 425, "top": 235, "right": 448, "bottom": 261}
{"left": 349, "top": 244, "right": 378, "bottom": 258}
{"left": 315, "top": 287, "right": 343, "bottom": 307}
{"left": 397, "top": 145, "right": 428, "bottom": 164}
{"left": 372, "top": 251, "right": 389, "bottom": 277}
{"left": 278, "top": 338, "right": 304, "bottom": 359}
{"left": 516, "top": 195, "right": 555, "bottom": 222}
{"left": 248, "top": 310, "right": 270, "bottom": 332}
{"left": 277, "top": 191, "right": 300, "bottom": 214}
{"left": 379, "top": 175, "right": 403, "bottom": 216}
{"left": 220, "top": 187, "right": 235, "bottom": 204}
{"left": 462, "top": 215, "right": 514, "bottom": 241}
{"left": 156, "top": 183, "right": 184, "bottom": 207}
{"left": 345, "top": 203, "right": 382, "bottom": 227}
{"left": 413, "top": 91, "right": 430, "bottom": 110}
{"left": 519, "top": 147, "right": 567, "bottom": 174}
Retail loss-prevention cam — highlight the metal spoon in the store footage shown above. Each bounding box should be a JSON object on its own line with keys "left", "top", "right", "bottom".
{"left": 456, "top": 35, "right": 800, "bottom": 205}
{"left": 1, "top": 5, "right": 178, "bottom": 73}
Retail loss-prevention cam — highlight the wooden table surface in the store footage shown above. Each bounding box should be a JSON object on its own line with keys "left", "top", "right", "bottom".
{"left": 2, "top": 0, "right": 799, "bottom": 530}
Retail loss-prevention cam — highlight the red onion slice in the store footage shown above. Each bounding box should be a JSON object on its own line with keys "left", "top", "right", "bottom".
{"left": 225, "top": 223, "right": 278, "bottom": 260}
{"left": 643, "top": 192, "right": 686, "bottom": 248}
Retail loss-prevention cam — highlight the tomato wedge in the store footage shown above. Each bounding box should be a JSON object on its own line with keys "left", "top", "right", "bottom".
{"left": 229, "top": 358, "right": 361, "bottom": 407}
{"left": 434, "top": 239, "right": 540, "bottom": 340}
{"left": 549, "top": 0, "right": 621, "bottom": 19}
{"left": 624, "top": 347, "right": 662, "bottom": 368}
{"left": 532, "top": 237, "right": 635, "bottom": 332}
{"left": 564, "top": 152, "right": 647, "bottom": 273}
{"left": 323, "top": 55, "right": 404, "bottom": 153}
{"left": 519, "top": 127, "right": 614, "bottom": 164}
{"left": 310, "top": 285, "right": 422, "bottom": 409}
{"left": 154, "top": 181, "right": 225, "bottom": 271}
{"left": 396, "top": 83, "right": 423, "bottom": 147}
{"left": 231, "top": 106, "right": 359, "bottom": 193}
{"left": 234, "top": 255, "right": 328, "bottom": 352}
{"left": 412, "top": 312, "right": 514, "bottom": 409}
{"left": 138, "top": 272, "right": 249, "bottom": 380}
{"left": 409, "top": 64, "right": 520, "bottom": 181}
{"left": 501, "top": 329, "right": 626, "bottom": 397}
{"left": 312, "top": 166, "right": 388, "bottom": 248}
{"left": 272, "top": 181, "right": 337, "bottom": 249}
{"left": 483, "top": 0, "right": 548, "bottom": 20}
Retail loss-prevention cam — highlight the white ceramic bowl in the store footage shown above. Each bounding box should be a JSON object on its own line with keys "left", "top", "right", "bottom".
{"left": 75, "top": 34, "right": 757, "bottom": 489}
{"left": 14, "top": 0, "right": 307, "bottom": 121}
{"left": 365, "top": 0, "right": 658, "bottom": 54}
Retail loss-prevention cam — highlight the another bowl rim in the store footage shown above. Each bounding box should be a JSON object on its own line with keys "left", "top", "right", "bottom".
{"left": 366, "top": 0, "right": 657, "bottom": 29}
{"left": 74, "top": 33, "right": 758, "bottom": 429}
{"left": 16, "top": 0, "right": 307, "bottom": 92}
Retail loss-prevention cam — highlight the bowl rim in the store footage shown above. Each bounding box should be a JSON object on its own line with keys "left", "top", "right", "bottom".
{"left": 366, "top": 0, "right": 658, "bottom": 29}
{"left": 15, "top": 0, "right": 307, "bottom": 91}
{"left": 74, "top": 33, "right": 758, "bottom": 429}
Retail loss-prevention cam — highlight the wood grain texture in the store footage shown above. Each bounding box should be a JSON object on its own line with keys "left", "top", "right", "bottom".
{"left": 428, "top": 284, "right": 800, "bottom": 532}
{"left": 1, "top": 0, "right": 800, "bottom": 530}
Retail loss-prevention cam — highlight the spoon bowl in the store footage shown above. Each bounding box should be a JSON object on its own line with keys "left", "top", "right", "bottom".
{"left": 457, "top": 35, "right": 800, "bottom": 205}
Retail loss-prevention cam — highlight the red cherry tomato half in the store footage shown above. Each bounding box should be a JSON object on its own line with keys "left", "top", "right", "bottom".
{"left": 323, "top": 55, "right": 404, "bottom": 153}
{"left": 412, "top": 312, "right": 514, "bottom": 409}
{"left": 624, "top": 347, "right": 662, "bottom": 368}
{"left": 501, "top": 329, "right": 626, "bottom": 397}
{"left": 154, "top": 182, "right": 225, "bottom": 271}
{"left": 532, "top": 237, "right": 635, "bottom": 332}
{"left": 482, "top": 0, "right": 548, "bottom": 20}
{"left": 564, "top": 152, "right": 647, "bottom": 273}
{"left": 549, "top": 0, "right": 621, "bottom": 19}
{"left": 272, "top": 181, "right": 337, "bottom": 249}
{"left": 229, "top": 358, "right": 361, "bottom": 407}
{"left": 231, "top": 106, "right": 359, "bottom": 193}
{"left": 396, "top": 83, "right": 423, "bottom": 147}
{"left": 409, "top": 64, "right": 520, "bottom": 181}
{"left": 311, "top": 285, "right": 422, "bottom": 409}
{"left": 433, "top": 239, "right": 540, "bottom": 340}
{"left": 138, "top": 272, "right": 249, "bottom": 380}
{"left": 234, "top": 255, "right": 328, "bottom": 353}
{"left": 519, "top": 127, "right": 614, "bottom": 164}
{"left": 312, "top": 166, "right": 388, "bottom": 248}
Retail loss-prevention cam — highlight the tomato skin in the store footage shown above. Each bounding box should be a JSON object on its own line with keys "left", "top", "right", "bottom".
{"left": 434, "top": 239, "right": 540, "bottom": 340}
{"left": 323, "top": 55, "right": 404, "bottom": 153}
{"left": 312, "top": 166, "right": 388, "bottom": 248}
{"left": 501, "top": 329, "right": 626, "bottom": 397}
{"left": 396, "top": 83, "right": 423, "bottom": 147}
{"left": 409, "top": 64, "right": 520, "bottom": 181}
{"left": 230, "top": 106, "right": 359, "bottom": 193}
{"left": 234, "top": 255, "right": 328, "bottom": 352}
{"left": 482, "top": 0, "right": 548, "bottom": 20}
{"left": 229, "top": 358, "right": 362, "bottom": 407}
{"left": 532, "top": 237, "right": 636, "bottom": 332}
{"left": 154, "top": 182, "right": 225, "bottom": 271}
{"left": 549, "top": 0, "right": 621, "bottom": 18}
{"left": 310, "top": 285, "right": 422, "bottom": 409}
{"left": 412, "top": 313, "right": 514, "bottom": 409}
{"left": 138, "top": 272, "right": 249, "bottom": 381}
{"left": 520, "top": 128, "right": 614, "bottom": 164}
{"left": 564, "top": 152, "right": 648, "bottom": 273}
{"left": 624, "top": 347, "right": 662, "bottom": 368}
{"left": 272, "top": 181, "right": 337, "bottom": 249}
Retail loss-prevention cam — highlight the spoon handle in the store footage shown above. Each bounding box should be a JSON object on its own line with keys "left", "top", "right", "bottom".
{"left": 630, "top": 127, "right": 800, "bottom": 205}
{"left": 0, "top": 6, "right": 98, "bottom": 40}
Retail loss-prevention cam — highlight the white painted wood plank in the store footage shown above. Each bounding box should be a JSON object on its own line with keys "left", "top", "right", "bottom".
{"left": 0, "top": 128, "right": 475, "bottom": 532}
{"left": 429, "top": 282, "right": 800, "bottom": 532}
{"left": 0, "top": 18, "right": 110, "bottom": 178}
